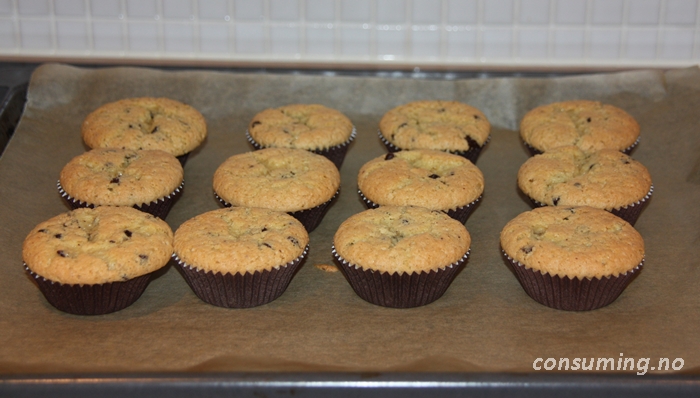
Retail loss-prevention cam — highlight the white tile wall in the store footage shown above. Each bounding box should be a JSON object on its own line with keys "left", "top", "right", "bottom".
{"left": 1, "top": 0, "right": 700, "bottom": 68}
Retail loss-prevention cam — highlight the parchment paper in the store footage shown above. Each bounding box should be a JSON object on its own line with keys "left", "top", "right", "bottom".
{"left": 0, "top": 63, "right": 698, "bottom": 375}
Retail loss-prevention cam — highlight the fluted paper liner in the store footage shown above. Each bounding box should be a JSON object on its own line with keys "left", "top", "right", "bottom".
{"left": 528, "top": 185, "right": 653, "bottom": 226}
{"left": 502, "top": 250, "right": 643, "bottom": 311}
{"left": 215, "top": 191, "right": 338, "bottom": 233}
{"left": 377, "top": 129, "right": 489, "bottom": 164}
{"left": 173, "top": 245, "right": 308, "bottom": 308}
{"left": 246, "top": 127, "right": 356, "bottom": 169}
{"left": 358, "top": 189, "right": 481, "bottom": 224}
{"left": 332, "top": 247, "right": 469, "bottom": 308}
{"left": 58, "top": 179, "right": 184, "bottom": 220}
{"left": 25, "top": 264, "right": 151, "bottom": 315}
{"left": 523, "top": 136, "right": 641, "bottom": 157}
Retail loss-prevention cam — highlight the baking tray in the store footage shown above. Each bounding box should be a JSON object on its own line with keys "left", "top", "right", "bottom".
{"left": 0, "top": 63, "right": 698, "bottom": 397}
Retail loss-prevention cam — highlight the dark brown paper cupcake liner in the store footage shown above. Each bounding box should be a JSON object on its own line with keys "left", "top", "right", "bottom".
{"left": 215, "top": 190, "right": 338, "bottom": 233}
{"left": 332, "top": 246, "right": 469, "bottom": 308}
{"left": 25, "top": 264, "right": 151, "bottom": 315}
{"left": 377, "top": 129, "right": 489, "bottom": 164}
{"left": 176, "top": 152, "right": 190, "bottom": 167}
{"left": 358, "top": 189, "right": 481, "bottom": 224}
{"left": 58, "top": 180, "right": 184, "bottom": 220}
{"left": 523, "top": 136, "right": 641, "bottom": 157}
{"left": 502, "top": 250, "right": 643, "bottom": 311}
{"left": 173, "top": 245, "right": 308, "bottom": 308}
{"left": 246, "top": 127, "right": 356, "bottom": 169}
{"left": 527, "top": 185, "right": 653, "bottom": 226}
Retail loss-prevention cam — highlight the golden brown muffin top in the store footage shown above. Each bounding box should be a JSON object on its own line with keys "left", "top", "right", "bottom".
{"left": 82, "top": 97, "right": 207, "bottom": 157}
{"left": 379, "top": 100, "right": 491, "bottom": 152}
{"left": 60, "top": 148, "right": 183, "bottom": 207}
{"left": 518, "top": 146, "right": 652, "bottom": 210}
{"left": 248, "top": 104, "right": 354, "bottom": 150}
{"left": 334, "top": 206, "right": 471, "bottom": 275}
{"left": 520, "top": 100, "right": 639, "bottom": 154}
{"left": 500, "top": 206, "right": 644, "bottom": 279}
{"left": 23, "top": 206, "right": 173, "bottom": 285}
{"left": 213, "top": 148, "right": 340, "bottom": 212}
{"left": 358, "top": 149, "right": 484, "bottom": 211}
{"left": 174, "top": 207, "right": 309, "bottom": 275}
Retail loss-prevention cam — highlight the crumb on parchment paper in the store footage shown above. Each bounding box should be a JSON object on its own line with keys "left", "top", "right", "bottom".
{"left": 315, "top": 264, "right": 338, "bottom": 273}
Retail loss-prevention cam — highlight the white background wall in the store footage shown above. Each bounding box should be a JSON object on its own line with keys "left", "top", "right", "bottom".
{"left": 1, "top": 0, "right": 700, "bottom": 69}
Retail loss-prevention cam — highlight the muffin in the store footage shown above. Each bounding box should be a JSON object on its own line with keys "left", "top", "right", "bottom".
{"left": 378, "top": 100, "right": 491, "bottom": 163}
{"left": 520, "top": 100, "right": 640, "bottom": 155}
{"left": 246, "top": 104, "right": 356, "bottom": 169}
{"left": 517, "top": 146, "right": 652, "bottom": 225}
{"left": 357, "top": 149, "right": 484, "bottom": 223}
{"left": 213, "top": 148, "right": 340, "bottom": 232}
{"left": 22, "top": 206, "right": 174, "bottom": 315}
{"left": 173, "top": 207, "right": 309, "bottom": 308}
{"left": 332, "top": 206, "right": 471, "bottom": 308}
{"left": 500, "top": 206, "right": 644, "bottom": 311}
{"left": 81, "top": 97, "right": 207, "bottom": 165}
{"left": 58, "top": 148, "right": 184, "bottom": 219}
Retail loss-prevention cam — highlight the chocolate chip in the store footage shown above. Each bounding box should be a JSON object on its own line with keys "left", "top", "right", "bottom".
{"left": 150, "top": 126, "right": 159, "bottom": 134}
{"left": 288, "top": 236, "right": 299, "bottom": 246}
{"left": 474, "top": 115, "right": 479, "bottom": 119}
{"left": 589, "top": 164, "right": 595, "bottom": 171}
{"left": 251, "top": 121, "right": 261, "bottom": 127}
{"left": 139, "top": 254, "right": 148, "bottom": 261}
{"left": 563, "top": 217, "right": 569, "bottom": 221}
{"left": 552, "top": 197, "right": 560, "bottom": 205}
{"left": 573, "top": 182, "right": 581, "bottom": 187}
{"left": 401, "top": 219, "right": 409, "bottom": 224}
{"left": 57, "top": 250, "right": 67, "bottom": 257}
{"left": 128, "top": 124, "right": 134, "bottom": 129}
{"left": 586, "top": 117, "right": 592, "bottom": 122}
{"left": 262, "top": 227, "right": 268, "bottom": 232}
{"left": 110, "top": 177, "right": 120, "bottom": 184}
{"left": 109, "top": 240, "right": 115, "bottom": 244}
{"left": 54, "top": 234, "right": 62, "bottom": 239}
{"left": 428, "top": 174, "right": 439, "bottom": 179}
{"left": 124, "top": 154, "right": 136, "bottom": 160}
{"left": 623, "top": 159, "right": 630, "bottom": 164}
{"left": 385, "top": 153, "right": 395, "bottom": 160}
{"left": 521, "top": 246, "right": 533, "bottom": 254}
{"left": 38, "top": 229, "right": 48, "bottom": 233}
{"left": 124, "top": 230, "right": 132, "bottom": 238}
{"left": 149, "top": 111, "right": 154, "bottom": 120}
{"left": 262, "top": 243, "right": 272, "bottom": 249}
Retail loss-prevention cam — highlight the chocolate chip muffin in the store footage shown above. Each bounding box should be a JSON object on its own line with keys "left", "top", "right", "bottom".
{"left": 357, "top": 149, "right": 484, "bottom": 223}
{"left": 58, "top": 148, "right": 184, "bottom": 219}
{"left": 500, "top": 206, "right": 644, "bottom": 311}
{"left": 213, "top": 148, "right": 340, "bottom": 232}
{"left": 378, "top": 100, "right": 491, "bottom": 163}
{"left": 517, "top": 146, "right": 652, "bottom": 225}
{"left": 173, "top": 207, "right": 309, "bottom": 308}
{"left": 333, "top": 206, "right": 471, "bottom": 308}
{"left": 22, "top": 206, "right": 174, "bottom": 315}
{"left": 247, "top": 104, "right": 356, "bottom": 168}
{"left": 82, "top": 97, "right": 207, "bottom": 164}
{"left": 520, "top": 100, "right": 640, "bottom": 155}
